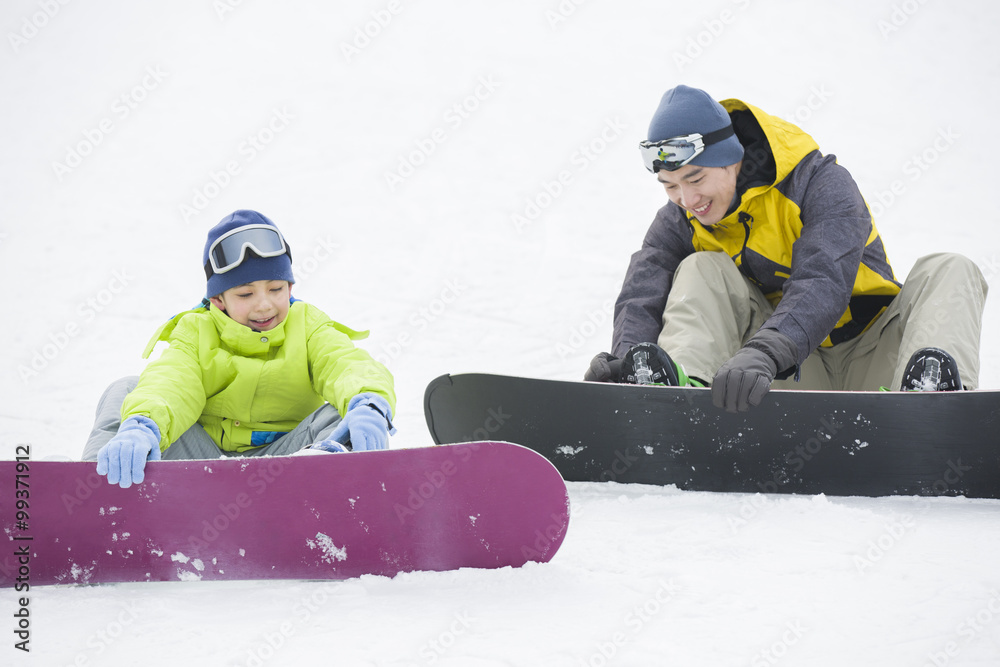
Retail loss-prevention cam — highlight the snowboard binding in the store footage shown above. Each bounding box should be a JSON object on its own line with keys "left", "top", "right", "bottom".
{"left": 621, "top": 342, "right": 680, "bottom": 386}
{"left": 900, "top": 347, "right": 963, "bottom": 391}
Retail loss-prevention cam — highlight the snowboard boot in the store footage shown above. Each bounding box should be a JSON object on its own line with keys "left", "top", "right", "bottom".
{"left": 621, "top": 342, "right": 700, "bottom": 386}
{"left": 900, "top": 347, "right": 963, "bottom": 391}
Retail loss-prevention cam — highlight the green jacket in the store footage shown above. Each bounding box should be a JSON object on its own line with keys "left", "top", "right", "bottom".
{"left": 122, "top": 301, "right": 395, "bottom": 453}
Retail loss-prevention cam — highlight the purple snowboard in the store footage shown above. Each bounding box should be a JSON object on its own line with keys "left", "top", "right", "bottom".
{"left": 0, "top": 442, "right": 569, "bottom": 587}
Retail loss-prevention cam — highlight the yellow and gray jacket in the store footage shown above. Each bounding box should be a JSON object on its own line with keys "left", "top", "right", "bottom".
{"left": 612, "top": 99, "right": 901, "bottom": 364}
{"left": 122, "top": 300, "right": 396, "bottom": 453}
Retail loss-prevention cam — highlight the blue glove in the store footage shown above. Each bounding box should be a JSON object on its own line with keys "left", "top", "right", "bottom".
{"left": 320, "top": 393, "right": 396, "bottom": 452}
{"left": 96, "top": 416, "right": 162, "bottom": 488}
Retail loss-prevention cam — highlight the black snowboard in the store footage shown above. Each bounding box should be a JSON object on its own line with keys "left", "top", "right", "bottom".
{"left": 424, "top": 373, "right": 1000, "bottom": 498}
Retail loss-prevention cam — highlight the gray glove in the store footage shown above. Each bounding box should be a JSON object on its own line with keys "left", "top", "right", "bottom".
{"left": 712, "top": 329, "right": 799, "bottom": 413}
{"left": 584, "top": 352, "right": 623, "bottom": 383}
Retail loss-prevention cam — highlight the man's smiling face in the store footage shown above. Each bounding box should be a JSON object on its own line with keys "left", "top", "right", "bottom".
{"left": 656, "top": 161, "right": 742, "bottom": 226}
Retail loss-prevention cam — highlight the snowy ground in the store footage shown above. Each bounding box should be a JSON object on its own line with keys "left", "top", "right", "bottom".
{"left": 3, "top": 0, "right": 1000, "bottom": 665}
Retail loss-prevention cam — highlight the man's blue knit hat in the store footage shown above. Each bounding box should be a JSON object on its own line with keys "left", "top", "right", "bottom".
{"left": 204, "top": 210, "right": 294, "bottom": 298}
{"left": 647, "top": 85, "right": 744, "bottom": 168}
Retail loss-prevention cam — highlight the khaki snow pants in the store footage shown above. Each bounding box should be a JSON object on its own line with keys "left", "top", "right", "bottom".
{"left": 657, "top": 252, "right": 988, "bottom": 391}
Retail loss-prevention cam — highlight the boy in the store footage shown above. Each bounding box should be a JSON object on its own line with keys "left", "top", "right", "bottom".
{"left": 587, "top": 85, "right": 987, "bottom": 411}
{"left": 83, "top": 210, "right": 396, "bottom": 488}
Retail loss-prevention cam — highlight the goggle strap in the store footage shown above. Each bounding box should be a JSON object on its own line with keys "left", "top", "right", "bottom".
{"left": 641, "top": 123, "right": 735, "bottom": 150}
{"left": 698, "top": 123, "right": 735, "bottom": 146}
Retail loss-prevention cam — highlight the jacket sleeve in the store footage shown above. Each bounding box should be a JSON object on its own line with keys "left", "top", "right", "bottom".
{"left": 762, "top": 152, "right": 872, "bottom": 361}
{"left": 121, "top": 315, "right": 208, "bottom": 452}
{"left": 304, "top": 308, "right": 396, "bottom": 418}
{"left": 612, "top": 205, "right": 696, "bottom": 358}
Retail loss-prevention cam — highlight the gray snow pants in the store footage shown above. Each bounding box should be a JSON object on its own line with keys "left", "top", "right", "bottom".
{"left": 656, "top": 252, "right": 988, "bottom": 391}
{"left": 80, "top": 376, "right": 344, "bottom": 461}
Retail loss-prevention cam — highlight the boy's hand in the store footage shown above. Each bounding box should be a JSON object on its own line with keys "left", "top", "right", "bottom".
{"left": 96, "top": 416, "right": 162, "bottom": 488}
{"left": 325, "top": 393, "right": 397, "bottom": 452}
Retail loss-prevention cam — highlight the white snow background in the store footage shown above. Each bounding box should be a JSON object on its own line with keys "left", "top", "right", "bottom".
{"left": 2, "top": 0, "right": 1000, "bottom": 665}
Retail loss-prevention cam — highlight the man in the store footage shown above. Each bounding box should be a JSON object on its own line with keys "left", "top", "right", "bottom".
{"left": 586, "top": 85, "right": 988, "bottom": 412}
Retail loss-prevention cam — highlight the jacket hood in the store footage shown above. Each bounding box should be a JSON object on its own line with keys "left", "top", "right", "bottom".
{"left": 721, "top": 98, "right": 820, "bottom": 196}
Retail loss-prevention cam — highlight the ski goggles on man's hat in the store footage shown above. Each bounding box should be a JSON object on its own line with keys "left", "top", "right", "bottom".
{"left": 206, "top": 224, "right": 289, "bottom": 276}
{"left": 638, "top": 124, "right": 735, "bottom": 173}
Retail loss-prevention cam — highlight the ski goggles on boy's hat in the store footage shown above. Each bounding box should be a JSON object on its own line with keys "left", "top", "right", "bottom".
{"left": 205, "top": 224, "right": 290, "bottom": 276}
{"left": 639, "top": 124, "right": 735, "bottom": 173}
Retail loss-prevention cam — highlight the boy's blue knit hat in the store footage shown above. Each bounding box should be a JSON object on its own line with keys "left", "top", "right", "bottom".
{"left": 647, "top": 85, "right": 744, "bottom": 168}
{"left": 204, "top": 210, "right": 294, "bottom": 298}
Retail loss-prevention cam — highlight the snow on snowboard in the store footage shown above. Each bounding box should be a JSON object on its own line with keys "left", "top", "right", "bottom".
{"left": 0, "top": 442, "right": 569, "bottom": 587}
{"left": 424, "top": 373, "right": 1000, "bottom": 498}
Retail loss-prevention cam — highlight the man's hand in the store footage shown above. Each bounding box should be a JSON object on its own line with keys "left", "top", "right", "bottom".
{"left": 585, "top": 352, "right": 623, "bottom": 383}
{"left": 712, "top": 347, "right": 777, "bottom": 412}
{"left": 712, "top": 329, "right": 798, "bottom": 412}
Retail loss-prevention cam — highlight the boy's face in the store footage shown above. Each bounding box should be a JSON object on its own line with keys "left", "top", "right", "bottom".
{"left": 209, "top": 280, "right": 291, "bottom": 332}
